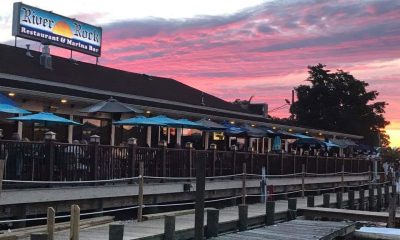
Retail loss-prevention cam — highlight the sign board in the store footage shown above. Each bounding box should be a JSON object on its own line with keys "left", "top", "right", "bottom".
{"left": 12, "top": 2, "right": 102, "bottom": 57}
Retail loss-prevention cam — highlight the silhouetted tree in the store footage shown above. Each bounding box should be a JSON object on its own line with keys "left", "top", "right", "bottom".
{"left": 290, "top": 64, "right": 389, "bottom": 146}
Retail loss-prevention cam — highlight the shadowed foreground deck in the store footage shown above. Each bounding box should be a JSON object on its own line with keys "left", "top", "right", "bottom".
{"left": 214, "top": 220, "right": 355, "bottom": 240}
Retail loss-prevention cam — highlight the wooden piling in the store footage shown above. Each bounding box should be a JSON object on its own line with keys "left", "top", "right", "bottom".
{"left": 238, "top": 204, "right": 248, "bottom": 231}
{"left": 242, "top": 163, "right": 247, "bottom": 205}
{"left": 265, "top": 201, "right": 275, "bottom": 226}
{"left": 109, "top": 224, "right": 124, "bottom": 240}
{"left": 47, "top": 207, "right": 55, "bottom": 240}
{"left": 69, "top": 204, "right": 80, "bottom": 240}
{"left": 164, "top": 215, "right": 176, "bottom": 240}
{"left": 348, "top": 190, "right": 355, "bottom": 210}
{"left": 359, "top": 189, "right": 365, "bottom": 210}
{"left": 388, "top": 193, "right": 397, "bottom": 228}
{"left": 194, "top": 149, "right": 206, "bottom": 240}
{"left": 206, "top": 209, "right": 219, "bottom": 238}
{"left": 336, "top": 192, "right": 343, "bottom": 209}
{"left": 30, "top": 233, "right": 48, "bottom": 240}
{"left": 323, "top": 193, "right": 330, "bottom": 208}
{"left": 138, "top": 161, "right": 144, "bottom": 222}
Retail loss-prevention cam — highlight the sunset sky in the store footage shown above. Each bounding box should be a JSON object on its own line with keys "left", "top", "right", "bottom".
{"left": 1, "top": 0, "right": 399, "bottom": 147}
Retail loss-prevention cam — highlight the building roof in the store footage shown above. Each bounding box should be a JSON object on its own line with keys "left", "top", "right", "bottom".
{"left": 0, "top": 44, "right": 250, "bottom": 115}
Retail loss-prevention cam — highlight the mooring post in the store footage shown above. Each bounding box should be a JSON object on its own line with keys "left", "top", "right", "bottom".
{"left": 265, "top": 201, "right": 275, "bottom": 226}
{"left": 287, "top": 198, "right": 297, "bottom": 220}
{"left": 194, "top": 148, "right": 206, "bottom": 240}
{"left": 359, "top": 189, "right": 365, "bottom": 210}
{"left": 348, "top": 190, "right": 355, "bottom": 210}
{"left": 109, "top": 224, "right": 124, "bottom": 240}
{"left": 238, "top": 204, "right": 248, "bottom": 231}
{"left": 138, "top": 161, "right": 144, "bottom": 222}
{"left": 47, "top": 207, "right": 55, "bottom": 240}
{"left": 307, "top": 195, "right": 315, "bottom": 207}
{"left": 164, "top": 215, "right": 176, "bottom": 240}
{"left": 242, "top": 162, "right": 247, "bottom": 205}
{"left": 388, "top": 193, "right": 397, "bottom": 228}
{"left": 336, "top": 192, "right": 343, "bottom": 209}
{"left": 369, "top": 185, "right": 375, "bottom": 211}
{"left": 206, "top": 209, "right": 219, "bottom": 238}
{"left": 376, "top": 185, "right": 382, "bottom": 212}
{"left": 69, "top": 204, "right": 80, "bottom": 240}
{"left": 301, "top": 164, "right": 305, "bottom": 198}
{"left": 30, "top": 233, "right": 48, "bottom": 240}
{"left": 323, "top": 193, "right": 330, "bottom": 208}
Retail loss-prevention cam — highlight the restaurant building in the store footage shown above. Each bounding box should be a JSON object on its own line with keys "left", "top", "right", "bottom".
{"left": 0, "top": 43, "right": 362, "bottom": 151}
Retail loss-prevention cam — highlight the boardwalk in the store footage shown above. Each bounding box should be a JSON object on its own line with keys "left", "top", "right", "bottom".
{"left": 46, "top": 189, "right": 374, "bottom": 240}
{"left": 213, "top": 220, "right": 355, "bottom": 240}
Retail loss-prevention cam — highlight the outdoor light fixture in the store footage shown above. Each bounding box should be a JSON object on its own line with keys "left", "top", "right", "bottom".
{"left": 8, "top": 92, "right": 15, "bottom": 97}
{"left": 61, "top": 99, "right": 68, "bottom": 103}
{"left": 272, "top": 126, "right": 276, "bottom": 130}
{"left": 230, "top": 121, "right": 235, "bottom": 124}
{"left": 288, "top": 128, "right": 293, "bottom": 132}
{"left": 251, "top": 124, "right": 256, "bottom": 127}
{"left": 145, "top": 110, "right": 151, "bottom": 114}
{"left": 319, "top": 132, "right": 323, "bottom": 136}
{"left": 305, "top": 131, "right": 309, "bottom": 134}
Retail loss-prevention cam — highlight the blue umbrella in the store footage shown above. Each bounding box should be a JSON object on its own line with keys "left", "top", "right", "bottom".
{"left": 196, "top": 119, "right": 227, "bottom": 131}
{"left": 0, "top": 93, "right": 31, "bottom": 114}
{"left": 8, "top": 112, "right": 81, "bottom": 125}
{"left": 0, "top": 104, "right": 31, "bottom": 114}
{"left": 148, "top": 115, "right": 180, "bottom": 125}
{"left": 222, "top": 121, "right": 247, "bottom": 135}
{"left": 169, "top": 119, "right": 204, "bottom": 129}
{"left": 113, "top": 116, "right": 167, "bottom": 126}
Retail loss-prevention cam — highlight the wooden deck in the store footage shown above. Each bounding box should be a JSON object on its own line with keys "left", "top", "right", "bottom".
{"left": 213, "top": 220, "right": 355, "bottom": 240}
{"left": 44, "top": 189, "right": 370, "bottom": 240}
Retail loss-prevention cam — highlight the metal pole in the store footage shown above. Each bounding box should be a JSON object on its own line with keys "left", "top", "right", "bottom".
{"left": 138, "top": 161, "right": 144, "bottom": 222}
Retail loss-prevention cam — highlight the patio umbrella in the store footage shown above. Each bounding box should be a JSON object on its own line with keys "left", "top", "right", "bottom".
{"left": 196, "top": 119, "right": 227, "bottom": 131}
{"left": 222, "top": 121, "right": 247, "bottom": 136}
{"left": 272, "top": 135, "right": 282, "bottom": 151}
{"left": 0, "top": 104, "right": 31, "bottom": 114}
{"left": 241, "top": 124, "right": 267, "bottom": 138}
{"left": 113, "top": 116, "right": 167, "bottom": 126}
{"left": 8, "top": 112, "right": 81, "bottom": 125}
{"left": 0, "top": 93, "right": 31, "bottom": 114}
{"left": 168, "top": 119, "right": 204, "bottom": 129}
{"left": 80, "top": 97, "right": 142, "bottom": 113}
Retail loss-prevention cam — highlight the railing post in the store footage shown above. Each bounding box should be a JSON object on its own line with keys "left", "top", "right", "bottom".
{"left": 69, "top": 204, "right": 80, "bottom": 240}
{"left": 293, "top": 154, "right": 296, "bottom": 174}
{"left": 127, "top": 138, "right": 137, "bottom": 179}
{"left": 47, "top": 207, "right": 55, "bottom": 240}
{"left": 138, "top": 161, "right": 144, "bottom": 222}
{"left": 348, "top": 190, "right": 355, "bottom": 210}
{"left": 242, "top": 162, "right": 247, "bottom": 205}
{"left": 336, "top": 192, "right": 343, "bottom": 209}
{"left": 89, "top": 135, "right": 100, "bottom": 181}
{"left": 301, "top": 164, "right": 305, "bottom": 198}
{"left": 248, "top": 147, "right": 254, "bottom": 174}
{"left": 384, "top": 184, "right": 390, "bottom": 208}
{"left": 238, "top": 204, "right": 248, "bottom": 231}
{"left": 194, "top": 144, "right": 206, "bottom": 240}
{"left": 31, "top": 234, "right": 48, "bottom": 240}
{"left": 323, "top": 193, "right": 330, "bottom": 208}
{"left": 210, "top": 144, "right": 217, "bottom": 177}
{"left": 44, "top": 131, "right": 56, "bottom": 181}
{"left": 377, "top": 185, "right": 382, "bottom": 212}
{"left": 231, "top": 145, "right": 237, "bottom": 175}
{"left": 341, "top": 164, "right": 345, "bottom": 193}
{"left": 369, "top": 184, "right": 375, "bottom": 211}
{"left": 359, "top": 189, "right": 365, "bottom": 210}
{"left": 159, "top": 140, "right": 167, "bottom": 178}
{"left": 186, "top": 142, "right": 193, "bottom": 178}
{"left": 280, "top": 152, "right": 284, "bottom": 175}
{"left": 388, "top": 190, "right": 397, "bottom": 228}
{"left": 287, "top": 198, "right": 297, "bottom": 220}
{"left": 0, "top": 160, "right": 4, "bottom": 197}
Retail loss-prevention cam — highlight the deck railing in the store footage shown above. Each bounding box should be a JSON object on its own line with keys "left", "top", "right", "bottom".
{"left": 0, "top": 139, "right": 371, "bottom": 184}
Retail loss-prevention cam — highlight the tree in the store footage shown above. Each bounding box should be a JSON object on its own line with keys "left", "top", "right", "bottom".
{"left": 290, "top": 64, "right": 390, "bottom": 146}
{"left": 380, "top": 147, "right": 400, "bottom": 164}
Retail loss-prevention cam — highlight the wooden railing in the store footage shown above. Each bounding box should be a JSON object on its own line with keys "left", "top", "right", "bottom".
{"left": 0, "top": 139, "right": 371, "bottom": 185}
